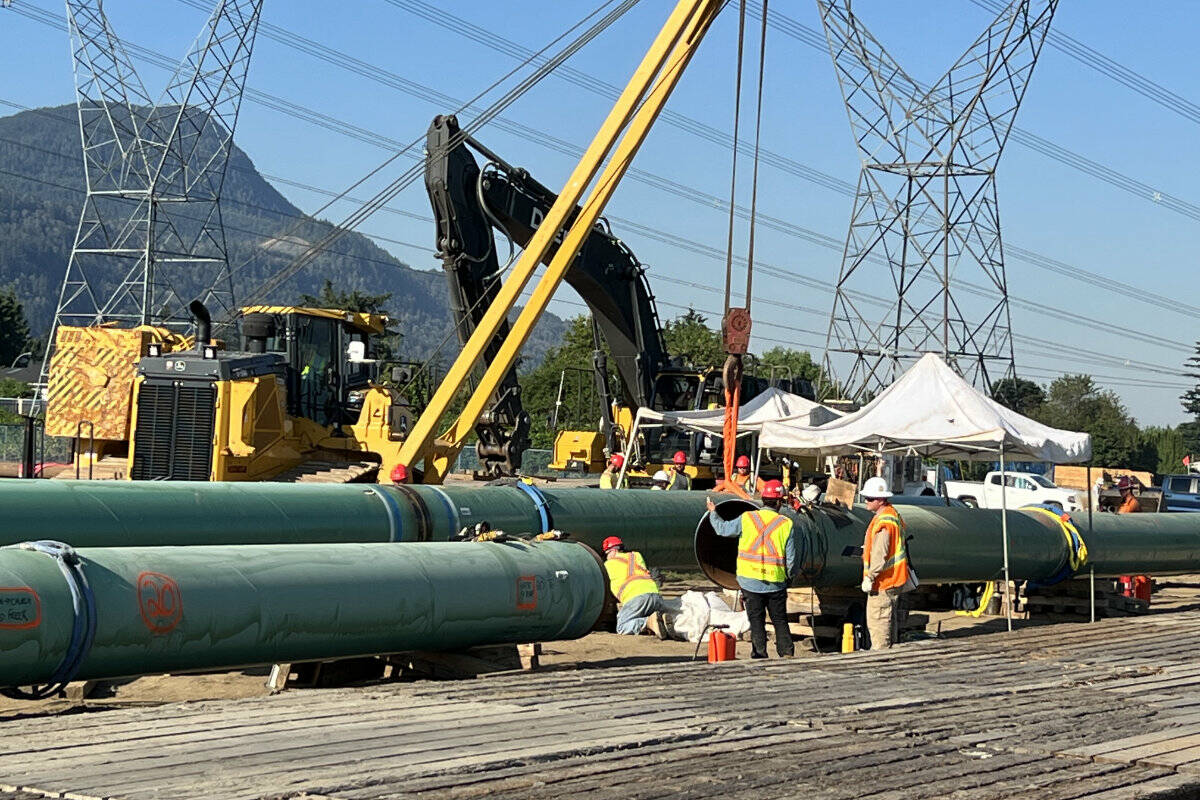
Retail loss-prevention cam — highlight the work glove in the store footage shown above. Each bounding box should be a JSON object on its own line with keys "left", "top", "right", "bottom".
{"left": 861, "top": 577, "right": 873, "bottom": 593}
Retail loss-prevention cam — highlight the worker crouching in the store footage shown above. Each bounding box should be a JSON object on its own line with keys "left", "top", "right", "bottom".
{"left": 705, "top": 480, "right": 797, "bottom": 659}
{"left": 860, "top": 477, "right": 918, "bottom": 649}
{"left": 602, "top": 536, "right": 670, "bottom": 638}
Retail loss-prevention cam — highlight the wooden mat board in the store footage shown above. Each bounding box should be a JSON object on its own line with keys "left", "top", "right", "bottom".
{"left": 5, "top": 611, "right": 1200, "bottom": 798}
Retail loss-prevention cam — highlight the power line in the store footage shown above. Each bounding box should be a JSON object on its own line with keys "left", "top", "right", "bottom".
{"left": 17, "top": 2, "right": 1200, "bottom": 324}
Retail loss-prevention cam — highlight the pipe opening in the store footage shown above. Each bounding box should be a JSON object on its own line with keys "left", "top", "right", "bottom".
{"left": 695, "top": 497, "right": 760, "bottom": 590}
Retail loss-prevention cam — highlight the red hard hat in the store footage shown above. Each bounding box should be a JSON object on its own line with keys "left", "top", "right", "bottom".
{"left": 1117, "top": 476, "right": 1132, "bottom": 490}
{"left": 761, "top": 479, "right": 785, "bottom": 499}
{"left": 601, "top": 536, "right": 623, "bottom": 552}
{"left": 673, "top": 450, "right": 687, "bottom": 465}
{"left": 609, "top": 453, "right": 625, "bottom": 468}
{"left": 389, "top": 463, "right": 408, "bottom": 483}
{"left": 735, "top": 455, "right": 751, "bottom": 469}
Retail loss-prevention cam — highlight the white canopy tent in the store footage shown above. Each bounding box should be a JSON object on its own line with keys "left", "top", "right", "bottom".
{"left": 636, "top": 387, "right": 842, "bottom": 436}
{"left": 617, "top": 387, "right": 842, "bottom": 485}
{"left": 757, "top": 354, "right": 1093, "bottom": 632}
{"left": 758, "top": 354, "right": 1091, "bottom": 462}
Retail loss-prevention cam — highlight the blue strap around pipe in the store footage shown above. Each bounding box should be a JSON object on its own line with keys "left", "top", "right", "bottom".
{"left": 515, "top": 481, "right": 553, "bottom": 533}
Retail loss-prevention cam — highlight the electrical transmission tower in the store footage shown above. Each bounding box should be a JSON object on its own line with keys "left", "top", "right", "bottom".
{"left": 48, "top": 0, "right": 262, "bottom": 343}
{"left": 817, "top": 0, "right": 1057, "bottom": 400}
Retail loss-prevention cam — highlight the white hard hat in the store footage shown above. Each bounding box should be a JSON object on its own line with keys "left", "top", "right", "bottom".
{"left": 861, "top": 476, "right": 893, "bottom": 499}
{"left": 652, "top": 469, "right": 670, "bottom": 483}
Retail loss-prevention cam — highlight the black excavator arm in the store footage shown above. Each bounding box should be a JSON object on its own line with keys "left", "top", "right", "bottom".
{"left": 424, "top": 114, "right": 672, "bottom": 468}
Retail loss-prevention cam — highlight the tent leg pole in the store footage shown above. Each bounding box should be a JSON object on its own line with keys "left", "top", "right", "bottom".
{"left": 1000, "top": 443, "right": 1012, "bottom": 633}
{"left": 1089, "top": 566, "right": 1096, "bottom": 623}
{"left": 1087, "top": 462, "right": 1095, "bottom": 622}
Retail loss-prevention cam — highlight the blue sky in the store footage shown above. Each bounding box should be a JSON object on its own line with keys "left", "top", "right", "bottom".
{"left": 4, "top": 0, "right": 1199, "bottom": 427}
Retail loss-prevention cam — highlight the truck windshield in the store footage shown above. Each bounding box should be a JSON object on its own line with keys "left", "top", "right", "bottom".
{"left": 1029, "top": 475, "right": 1055, "bottom": 488}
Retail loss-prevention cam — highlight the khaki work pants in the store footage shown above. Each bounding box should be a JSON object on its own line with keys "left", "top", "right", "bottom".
{"left": 866, "top": 590, "right": 904, "bottom": 649}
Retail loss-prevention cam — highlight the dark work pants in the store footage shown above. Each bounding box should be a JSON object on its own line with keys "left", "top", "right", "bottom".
{"left": 743, "top": 589, "right": 793, "bottom": 658}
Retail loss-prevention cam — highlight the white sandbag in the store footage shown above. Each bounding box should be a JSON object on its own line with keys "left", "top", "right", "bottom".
{"left": 672, "top": 589, "right": 750, "bottom": 643}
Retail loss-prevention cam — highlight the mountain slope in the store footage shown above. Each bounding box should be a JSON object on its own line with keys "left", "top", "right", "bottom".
{"left": 0, "top": 104, "right": 567, "bottom": 365}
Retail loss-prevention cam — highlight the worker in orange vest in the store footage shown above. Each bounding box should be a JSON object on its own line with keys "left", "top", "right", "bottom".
{"left": 599, "top": 453, "right": 627, "bottom": 490}
{"left": 729, "top": 454, "right": 765, "bottom": 494}
{"left": 666, "top": 451, "right": 691, "bottom": 491}
{"left": 1117, "top": 476, "right": 1141, "bottom": 514}
{"left": 602, "top": 536, "right": 668, "bottom": 637}
{"left": 860, "top": 477, "right": 917, "bottom": 649}
{"left": 705, "top": 480, "right": 797, "bottom": 658}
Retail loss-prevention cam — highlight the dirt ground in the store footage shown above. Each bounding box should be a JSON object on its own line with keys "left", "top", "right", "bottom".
{"left": 4, "top": 577, "right": 1198, "bottom": 721}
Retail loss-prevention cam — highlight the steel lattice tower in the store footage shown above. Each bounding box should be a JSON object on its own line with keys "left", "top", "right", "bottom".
{"left": 48, "top": 0, "right": 262, "bottom": 344}
{"left": 817, "top": 0, "right": 1057, "bottom": 400}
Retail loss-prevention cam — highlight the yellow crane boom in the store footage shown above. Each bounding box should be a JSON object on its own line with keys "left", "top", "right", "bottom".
{"left": 395, "top": 0, "right": 723, "bottom": 483}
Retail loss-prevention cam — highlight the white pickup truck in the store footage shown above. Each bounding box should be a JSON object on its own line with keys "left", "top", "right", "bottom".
{"left": 943, "top": 471, "right": 1082, "bottom": 511}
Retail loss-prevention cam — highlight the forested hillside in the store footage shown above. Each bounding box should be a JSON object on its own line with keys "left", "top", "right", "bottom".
{"left": 0, "top": 104, "right": 566, "bottom": 364}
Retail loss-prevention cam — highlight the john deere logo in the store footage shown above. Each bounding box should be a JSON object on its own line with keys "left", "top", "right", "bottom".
{"left": 137, "top": 571, "right": 183, "bottom": 634}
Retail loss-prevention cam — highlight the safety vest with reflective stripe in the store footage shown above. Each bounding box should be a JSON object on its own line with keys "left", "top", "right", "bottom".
{"left": 862, "top": 505, "right": 910, "bottom": 592}
{"left": 599, "top": 470, "right": 625, "bottom": 489}
{"left": 731, "top": 472, "right": 765, "bottom": 493}
{"left": 667, "top": 470, "right": 690, "bottom": 491}
{"left": 736, "top": 509, "right": 793, "bottom": 584}
{"left": 604, "top": 551, "right": 659, "bottom": 604}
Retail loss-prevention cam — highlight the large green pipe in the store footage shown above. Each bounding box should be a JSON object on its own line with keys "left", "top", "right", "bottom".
{"left": 0, "top": 480, "right": 711, "bottom": 569}
{"left": 697, "top": 500, "right": 1200, "bottom": 589}
{"left": 0, "top": 539, "right": 606, "bottom": 689}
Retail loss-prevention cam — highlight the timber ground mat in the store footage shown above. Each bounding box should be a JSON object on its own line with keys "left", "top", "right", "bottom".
{"left": 5, "top": 606, "right": 1200, "bottom": 798}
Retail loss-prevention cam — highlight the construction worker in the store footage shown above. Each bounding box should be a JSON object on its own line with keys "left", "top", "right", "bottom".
{"left": 650, "top": 469, "right": 671, "bottom": 490}
{"left": 704, "top": 480, "right": 797, "bottom": 659}
{"left": 667, "top": 450, "right": 691, "bottom": 491}
{"left": 602, "top": 536, "right": 667, "bottom": 637}
{"left": 1117, "top": 476, "right": 1141, "bottom": 514}
{"left": 860, "top": 476, "right": 916, "bottom": 650}
{"left": 599, "top": 453, "right": 626, "bottom": 490}
{"left": 730, "top": 454, "right": 765, "bottom": 494}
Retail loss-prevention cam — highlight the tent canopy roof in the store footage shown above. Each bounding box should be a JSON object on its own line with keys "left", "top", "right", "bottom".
{"left": 758, "top": 354, "right": 1091, "bottom": 462}
{"left": 635, "top": 387, "right": 841, "bottom": 436}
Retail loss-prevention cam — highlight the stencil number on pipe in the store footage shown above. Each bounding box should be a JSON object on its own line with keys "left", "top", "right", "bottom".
{"left": 0, "top": 587, "right": 41, "bottom": 629}
{"left": 137, "top": 572, "right": 183, "bottom": 634}
{"left": 516, "top": 575, "right": 538, "bottom": 610}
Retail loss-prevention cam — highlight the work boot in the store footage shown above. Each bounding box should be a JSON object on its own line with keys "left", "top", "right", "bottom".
{"left": 660, "top": 612, "right": 681, "bottom": 641}
{"left": 643, "top": 611, "right": 668, "bottom": 640}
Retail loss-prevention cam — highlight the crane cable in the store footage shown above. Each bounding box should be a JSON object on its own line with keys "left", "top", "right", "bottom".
{"left": 720, "top": 0, "right": 768, "bottom": 497}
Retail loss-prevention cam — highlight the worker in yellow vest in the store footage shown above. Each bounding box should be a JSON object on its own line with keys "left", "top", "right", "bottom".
{"left": 599, "top": 453, "right": 627, "bottom": 490}
{"left": 705, "top": 480, "right": 797, "bottom": 658}
{"left": 667, "top": 451, "right": 691, "bottom": 491}
{"left": 602, "top": 536, "right": 668, "bottom": 637}
{"left": 860, "top": 477, "right": 917, "bottom": 649}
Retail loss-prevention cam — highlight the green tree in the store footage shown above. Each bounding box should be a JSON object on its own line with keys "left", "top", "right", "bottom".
{"left": 756, "top": 346, "right": 835, "bottom": 395}
{"left": 519, "top": 315, "right": 617, "bottom": 449}
{"left": 1036, "top": 374, "right": 1153, "bottom": 469}
{"left": 298, "top": 279, "right": 401, "bottom": 360}
{"left": 0, "top": 287, "right": 31, "bottom": 367}
{"left": 661, "top": 308, "right": 724, "bottom": 367}
{"left": 1140, "top": 425, "right": 1189, "bottom": 474}
{"left": 1182, "top": 340, "right": 1200, "bottom": 417}
{"left": 991, "top": 376, "right": 1046, "bottom": 417}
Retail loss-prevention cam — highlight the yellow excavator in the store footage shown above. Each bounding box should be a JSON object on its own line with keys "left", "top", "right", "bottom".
{"left": 45, "top": 301, "right": 413, "bottom": 482}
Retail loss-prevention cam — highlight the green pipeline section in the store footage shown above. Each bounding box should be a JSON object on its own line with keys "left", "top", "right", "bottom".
{"left": 0, "top": 479, "right": 711, "bottom": 569}
{"left": 697, "top": 500, "right": 1200, "bottom": 589}
{"left": 0, "top": 539, "right": 606, "bottom": 689}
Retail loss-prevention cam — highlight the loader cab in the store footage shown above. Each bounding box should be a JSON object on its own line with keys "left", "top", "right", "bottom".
{"left": 238, "top": 306, "right": 385, "bottom": 427}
